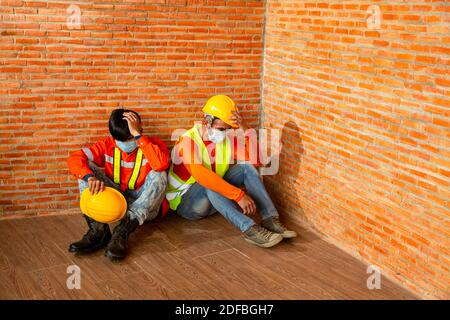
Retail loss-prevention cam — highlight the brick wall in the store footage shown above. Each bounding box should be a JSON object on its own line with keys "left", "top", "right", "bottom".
{"left": 0, "top": 0, "right": 264, "bottom": 216}
{"left": 262, "top": 1, "right": 449, "bottom": 299}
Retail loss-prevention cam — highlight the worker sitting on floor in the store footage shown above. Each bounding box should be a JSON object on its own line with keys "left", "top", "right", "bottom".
{"left": 67, "top": 109, "right": 170, "bottom": 260}
{"left": 165, "top": 95, "right": 297, "bottom": 248}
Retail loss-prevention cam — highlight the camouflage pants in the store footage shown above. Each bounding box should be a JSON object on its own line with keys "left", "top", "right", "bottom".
{"left": 78, "top": 162, "right": 168, "bottom": 225}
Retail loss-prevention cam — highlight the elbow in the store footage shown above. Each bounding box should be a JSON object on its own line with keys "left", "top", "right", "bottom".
{"left": 152, "top": 159, "right": 170, "bottom": 172}
{"left": 188, "top": 168, "right": 206, "bottom": 185}
{"left": 153, "top": 164, "right": 169, "bottom": 172}
{"left": 67, "top": 151, "right": 78, "bottom": 169}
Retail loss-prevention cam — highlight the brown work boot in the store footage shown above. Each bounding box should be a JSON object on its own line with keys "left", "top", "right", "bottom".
{"left": 261, "top": 216, "right": 297, "bottom": 239}
{"left": 105, "top": 215, "right": 139, "bottom": 261}
{"left": 69, "top": 215, "right": 111, "bottom": 254}
{"left": 244, "top": 225, "right": 283, "bottom": 248}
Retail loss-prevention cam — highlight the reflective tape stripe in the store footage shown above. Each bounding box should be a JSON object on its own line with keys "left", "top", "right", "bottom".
{"left": 128, "top": 149, "right": 143, "bottom": 190}
{"left": 165, "top": 191, "right": 179, "bottom": 201}
{"left": 189, "top": 126, "right": 212, "bottom": 170}
{"left": 168, "top": 174, "right": 184, "bottom": 189}
{"left": 166, "top": 188, "right": 189, "bottom": 200}
{"left": 82, "top": 148, "right": 94, "bottom": 161}
{"left": 105, "top": 154, "right": 148, "bottom": 168}
{"left": 113, "top": 148, "right": 144, "bottom": 190}
{"left": 215, "top": 136, "right": 231, "bottom": 177}
{"left": 168, "top": 181, "right": 191, "bottom": 192}
{"left": 113, "top": 148, "right": 121, "bottom": 185}
{"left": 105, "top": 154, "right": 114, "bottom": 165}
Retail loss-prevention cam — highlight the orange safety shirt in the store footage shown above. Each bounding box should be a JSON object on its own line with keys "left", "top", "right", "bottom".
{"left": 68, "top": 136, "right": 170, "bottom": 192}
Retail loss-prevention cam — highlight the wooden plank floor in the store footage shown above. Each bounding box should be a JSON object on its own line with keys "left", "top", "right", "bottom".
{"left": 0, "top": 213, "right": 418, "bottom": 300}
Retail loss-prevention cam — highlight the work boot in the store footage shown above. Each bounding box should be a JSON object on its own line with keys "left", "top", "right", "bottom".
{"left": 261, "top": 216, "right": 297, "bottom": 239}
{"left": 69, "top": 215, "right": 111, "bottom": 253}
{"left": 105, "top": 215, "right": 139, "bottom": 261}
{"left": 244, "top": 225, "right": 283, "bottom": 248}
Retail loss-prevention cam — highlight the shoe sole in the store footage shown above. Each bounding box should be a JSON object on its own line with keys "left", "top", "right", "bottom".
{"left": 68, "top": 239, "right": 111, "bottom": 254}
{"left": 282, "top": 231, "right": 298, "bottom": 239}
{"left": 244, "top": 234, "right": 283, "bottom": 248}
{"left": 104, "top": 250, "right": 125, "bottom": 261}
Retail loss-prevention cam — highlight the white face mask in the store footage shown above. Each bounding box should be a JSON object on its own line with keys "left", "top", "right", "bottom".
{"left": 116, "top": 140, "right": 138, "bottom": 153}
{"left": 207, "top": 128, "right": 226, "bottom": 144}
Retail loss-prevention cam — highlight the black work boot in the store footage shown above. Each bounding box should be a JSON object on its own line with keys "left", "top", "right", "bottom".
{"left": 105, "top": 215, "right": 139, "bottom": 261}
{"left": 69, "top": 215, "right": 111, "bottom": 254}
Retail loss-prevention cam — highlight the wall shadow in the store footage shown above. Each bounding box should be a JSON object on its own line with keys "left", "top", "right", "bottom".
{"left": 263, "top": 120, "right": 323, "bottom": 240}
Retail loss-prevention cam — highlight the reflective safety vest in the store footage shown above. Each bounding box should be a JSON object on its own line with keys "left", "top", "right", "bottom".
{"left": 113, "top": 147, "right": 144, "bottom": 190}
{"left": 166, "top": 124, "right": 232, "bottom": 210}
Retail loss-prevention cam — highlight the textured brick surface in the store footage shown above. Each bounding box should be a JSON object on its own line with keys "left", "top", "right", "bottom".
{"left": 261, "top": 0, "right": 449, "bottom": 299}
{"left": 0, "top": 0, "right": 264, "bottom": 215}
{"left": 0, "top": 0, "right": 448, "bottom": 300}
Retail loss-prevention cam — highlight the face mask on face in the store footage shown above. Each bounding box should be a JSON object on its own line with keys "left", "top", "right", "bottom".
{"left": 116, "top": 140, "right": 138, "bottom": 153}
{"left": 207, "top": 128, "right": 227, "bottom": 144}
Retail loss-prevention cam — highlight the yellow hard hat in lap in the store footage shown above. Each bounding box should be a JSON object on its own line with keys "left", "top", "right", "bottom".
{"left": 80, "top": 187, "right": 127, "bottom": 223}
{"left": 202, "top": 95, "right": 239, "bottom": 128}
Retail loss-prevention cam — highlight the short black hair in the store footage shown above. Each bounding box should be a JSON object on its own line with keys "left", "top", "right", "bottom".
{"left": 109, "top": 109, "right": 141, "bottom": 141}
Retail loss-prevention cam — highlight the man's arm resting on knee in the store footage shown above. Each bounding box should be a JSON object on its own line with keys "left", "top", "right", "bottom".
{"left": 68, "top": 138, "right": 108, "bottom": 180}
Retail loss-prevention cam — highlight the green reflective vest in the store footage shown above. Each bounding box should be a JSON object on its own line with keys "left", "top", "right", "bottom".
{"left": 166, "top": 124, "right": 232, "bottom": 210}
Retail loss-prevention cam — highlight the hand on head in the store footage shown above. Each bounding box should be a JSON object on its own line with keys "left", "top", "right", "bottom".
{"left": 229, "top": 109, "right": 246, "bottom": 130}
{"left": 123, "top": 112, "right": 142, "bottom": 138}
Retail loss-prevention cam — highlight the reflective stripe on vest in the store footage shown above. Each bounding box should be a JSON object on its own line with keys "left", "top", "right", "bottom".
{"left": 113, "top": 148, "right": 121, "bottom": 185}
{"left": 113, "top": 148, "right": 144, "bottom": 190}
{"left": 166, "top": 124, "right": 232, "bottom": 210}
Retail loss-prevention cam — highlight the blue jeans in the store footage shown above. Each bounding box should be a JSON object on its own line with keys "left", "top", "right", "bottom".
{"left": 176, "top": 163, "right": 278, "bottom": 232}
{"left": 78, "top": 162, "right": 168, "bottom": 225}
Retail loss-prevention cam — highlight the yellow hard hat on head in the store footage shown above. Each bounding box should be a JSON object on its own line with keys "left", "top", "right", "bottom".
{"left": 80, "top": 187, "right": 127, "bottom": 224}
{"left": 202, "top": 95, "right": 239, "bottom": 128}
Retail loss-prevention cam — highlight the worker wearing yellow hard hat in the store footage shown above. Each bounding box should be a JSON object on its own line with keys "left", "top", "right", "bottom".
{"left": 201, "top": 94, "right": 240, "bottom": 129}
{"left": 67, "top": 109, "right": 170, "bottom": 261}
{"left": 164, "top": 95, "right": 297, "bottom": 248}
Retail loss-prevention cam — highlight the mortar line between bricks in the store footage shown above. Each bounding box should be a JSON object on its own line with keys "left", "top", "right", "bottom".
{"left": 258, "top": 0, "right": 269, "bottom": 131}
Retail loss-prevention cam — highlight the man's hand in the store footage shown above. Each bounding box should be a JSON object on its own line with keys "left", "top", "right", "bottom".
{"left": 230, "top": 109, "right": 247, "bottom": 131}
{"left": 123, "top": 112, "right": 143, "bottom": 137}
{"left": 88, "top": 177, "right": 105, "bottom": 195}
{"left": 237, "top": 194, "right": 256, "bottom": 215}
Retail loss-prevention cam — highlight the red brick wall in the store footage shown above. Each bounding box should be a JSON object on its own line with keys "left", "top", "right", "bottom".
{"left": 262, "top": 1, "right": 449, "bottom": 299}
{"left": 0, "top": 1, "right": 264, "bottom": 216}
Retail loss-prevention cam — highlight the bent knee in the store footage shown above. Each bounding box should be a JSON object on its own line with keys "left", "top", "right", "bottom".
{"left": 150, "top": 170, "right": 168, "bottom": 181}
{"left": 192, "top": 197, "right": 212, "bottom": 215}
{"left": 148, "top": 170, "right": 168, "bottom": 187}
{"left": 189, "top": 197, "right": 212, "bottom": 218}
{"left": 240, "top": 162, "right": 258, "bottom": 172}
{"left": 233, "top": 163, "right": 259, "bottom": 177}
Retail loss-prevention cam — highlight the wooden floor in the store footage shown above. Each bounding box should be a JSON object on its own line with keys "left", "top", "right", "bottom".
{"left": 0, "top": 213, "right": 417, "bottom": 300}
